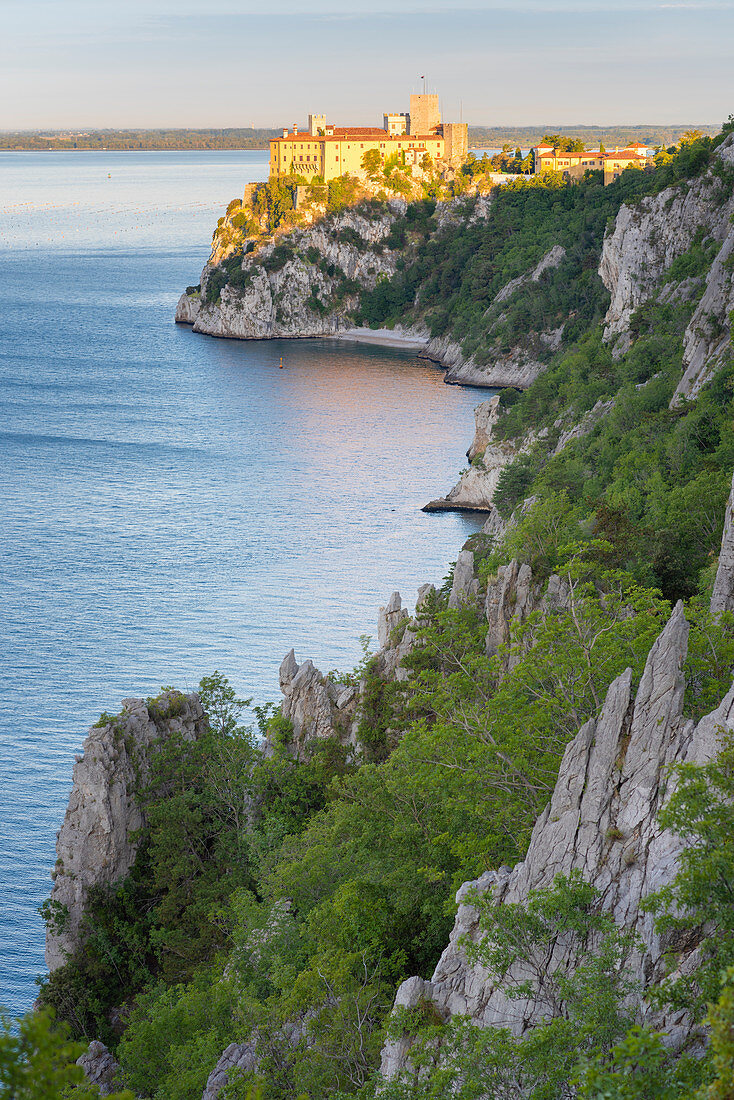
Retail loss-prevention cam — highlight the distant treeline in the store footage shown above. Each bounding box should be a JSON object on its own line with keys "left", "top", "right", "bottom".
{"left": 467, "top": 124, "right": 721, "bottom": 148}
{"left": 0, "top": 123, "right": 722, "bottom": 152}
{"left": 0, "top": 128, "right": 280, "bottom": 151}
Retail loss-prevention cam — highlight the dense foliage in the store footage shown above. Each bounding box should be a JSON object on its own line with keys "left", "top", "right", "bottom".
{"left": 0, "top": 1008, "right": 132, "bottom": 1098}
{"left": 466, "top": 124, "right": 720, "bottom": 151}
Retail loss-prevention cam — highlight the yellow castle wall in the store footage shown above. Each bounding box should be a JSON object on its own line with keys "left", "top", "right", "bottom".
{"left": 269, "top": 134, "right": 445, "bottom": 182}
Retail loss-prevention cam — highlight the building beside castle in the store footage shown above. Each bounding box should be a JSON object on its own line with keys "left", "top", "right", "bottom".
{"left": 533, "top": 141, "right": 655, "bottom": 185}
{"left": 269, "top": 93, "right": 468, "bottom": 183}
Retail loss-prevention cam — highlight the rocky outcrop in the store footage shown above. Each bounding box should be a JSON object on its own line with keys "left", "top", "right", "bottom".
{"left": 552, "top": 396, "right": 615, "bottom": 454}
{"left": 600, "top": 134, "right": 734, "bottom": 358}
{"left": 77, "top": 1042, "right": 123, "bottom": 1097}
{"left": 202, "top": 1041, "right": 258, "bottom": 1100}
{"left": 424, "top": 395, "right": 519, "bottom": 513}
{"left": 202, "top": 1015, "right": 317, "bottom": 1100}
{"left": 381, "top": 593, "right": 734, "bottom": 1080}
{"left": 46, "top": 691, "right": 207, "bottom": 971}
{"left": 175, "top": 203, "right": 406, "bottom": 340}
{"left": 274, "top": 650, "right": 359, "bottom": 757}
{"left": 674, "top": 219, "right": 734, "bottom": 402}
{"left": 419, "top": 334, "right": 558, "bottom": 389}
{"left": 427, "top": 385, "right": 618, "bottom": 513}
{"left": 710, "top": 471, "right": 734, "bottom": 615}
{"left": 448, "top": 550, "right": 480, "bottom": 609}
{"left": 271, "top": 588, "right": 433, "bottom": 758}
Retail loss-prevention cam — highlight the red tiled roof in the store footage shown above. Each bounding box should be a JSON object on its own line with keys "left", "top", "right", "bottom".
{"left": 329, "top": 127, "right": 389, "bottom": 138}
{"left": 272, "top": 127, "right": 444, "bottom": 145}
{"left": 537, "top": 149, "right": 647, "bottom": 162}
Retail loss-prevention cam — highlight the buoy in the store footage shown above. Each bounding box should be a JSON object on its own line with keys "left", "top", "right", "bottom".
{"left": 279, "top": 357, "right": 283, "bottom": 369}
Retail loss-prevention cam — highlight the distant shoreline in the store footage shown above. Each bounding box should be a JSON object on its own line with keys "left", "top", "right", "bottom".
{"left": 0, "top": 146, "right": 271, "bottom": 153}
{"left": 0, "top": 123, "right": 720, "bottom": 154}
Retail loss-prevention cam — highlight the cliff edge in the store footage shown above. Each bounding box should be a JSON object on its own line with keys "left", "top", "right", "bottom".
{"left": 45, "top": 691, "right": 207, "bottom": 971}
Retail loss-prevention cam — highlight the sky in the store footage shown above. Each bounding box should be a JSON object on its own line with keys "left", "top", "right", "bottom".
{"left": 0, "top": 0, "right": 732, "bottom": 129}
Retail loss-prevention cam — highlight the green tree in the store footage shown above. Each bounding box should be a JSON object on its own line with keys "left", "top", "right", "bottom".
{"left": 573, "top": 1026, "right": 704, "bottom": 1099}
{"left": 361, "top": 149, "right": 382, "bottom": 178}
{"left": 381, "top": 874, "right": 642, "bottom": 1100}
{"left": 645, "top": 734, "right": 734, "bottom": 1016}
{"left": 0, "top": 1008, "right": 132, "bottom": 1099}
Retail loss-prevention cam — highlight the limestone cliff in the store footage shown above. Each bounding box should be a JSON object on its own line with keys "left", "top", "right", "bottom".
{"left": 45, "top": 691, "right": 207, "bottom": 971}
{"left": 176, "top": 203, "right": 406, "bottom": 342}
{"left": 379, "top": 489, "right": 734, "bottom": 1081}
{"left": 427, "top": 135, "right": 734, "bottom": 513}
{"left": 599, "top": 133, "right": 734, "bottom": 375}
{"left": 176, "top": 196, "right": 573, "bottom": 391}
{"left": 423, "top": 392, "right": 614, "bottom": 513}
{"left": 423, "top": 396, "right": 517, "bottom": 513}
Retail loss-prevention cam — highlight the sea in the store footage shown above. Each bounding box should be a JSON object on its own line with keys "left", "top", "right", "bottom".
{"left": 0, "top": 149, "right": 491, "bottom": 1015}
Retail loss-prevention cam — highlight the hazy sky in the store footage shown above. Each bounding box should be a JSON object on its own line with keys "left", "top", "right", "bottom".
{"left": 1, "top": 0, "right": 732, "bottom": 129}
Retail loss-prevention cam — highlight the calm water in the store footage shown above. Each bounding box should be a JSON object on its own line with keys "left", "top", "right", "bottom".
{"left": 0, "top": 150, "right": 489, "bottom": 1015}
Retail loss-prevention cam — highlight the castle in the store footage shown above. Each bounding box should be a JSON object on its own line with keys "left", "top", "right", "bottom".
{"left": 533, "top": 141, "right": 655, "bottom": 185}
{"left": 269, "top": 93, "right": 468, "bottom": 183}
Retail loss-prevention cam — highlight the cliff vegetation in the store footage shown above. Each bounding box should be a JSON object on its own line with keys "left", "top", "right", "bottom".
{"left": 9, "top": 117, "right": 734, "bottom": 1099}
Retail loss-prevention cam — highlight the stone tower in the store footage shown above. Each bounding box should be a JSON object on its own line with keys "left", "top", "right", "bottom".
{"left": 308, "top": 113, "right": 326, "bottom": 136}
{"left": 409, "top": 94, "right": 440, "bottom": 136}
{"left": 441, "top": 122, "right": 469, "bottom": 165}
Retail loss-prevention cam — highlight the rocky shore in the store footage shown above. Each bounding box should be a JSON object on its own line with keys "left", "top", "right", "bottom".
{"left": 175, "top": 196, "right": 569, "bottom": 391}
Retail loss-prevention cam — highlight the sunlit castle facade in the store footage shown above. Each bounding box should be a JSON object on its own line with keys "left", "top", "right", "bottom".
{"left": 533, "top": 141, "right": 656, "bottom": 185}
{"left": 269, "top": 92, "right": 468, "bottom": 183}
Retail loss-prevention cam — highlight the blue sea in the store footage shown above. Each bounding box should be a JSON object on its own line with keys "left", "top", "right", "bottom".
{"left": 0, "top": 149, "right": 489, "bottom": 1015}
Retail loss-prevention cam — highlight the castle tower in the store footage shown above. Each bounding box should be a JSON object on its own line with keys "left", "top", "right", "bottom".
{"left": 441, "top": 122, "right": 468, "bottom": 166}
{"left": 409, "top": 93, "right": 440, "bottom": 136}
{"left": 308, "top": 113, "right": 326, "bottom": 136}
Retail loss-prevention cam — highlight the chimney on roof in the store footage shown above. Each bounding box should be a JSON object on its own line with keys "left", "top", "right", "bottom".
{"left": 293, "top": 123, "right": 298, "bottom": 135}
{"left": 282, "top": 128, "right": 288, "bottom": 139}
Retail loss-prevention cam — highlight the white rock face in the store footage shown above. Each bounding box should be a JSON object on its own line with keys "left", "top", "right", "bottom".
{"left": 674, "top": 220, "right": 734, "bottom": 401}
{"left": 378, "top": 590, "right": 409, "bottom": 649}
{"left": 599, "top": 135, "right": 734, "bottom": 355}
{"left": 467, "top": 396, "right": 501, "bottom": 461}
{"left": 420, "top": 334, "right": 554, "bottom": 389}
{"left": 174, "top": 290, "right": 201, "bottom": 325}
{"left": 710, "top": 471, "right": 734, "bottom": 615}
{"left": 381, "top": 600, "right": 734, "bottom": 1080}
{"left": 424, "top": 399, "right": 518, "bottom": 513}
{"left": 202, "top": 1042, "right": 259, "bottom": 1100}
{"left": 46, "top": 692, "right": 207, "bottom": 971}
{"left": 448, "top": 550, "right": 480, "bottom": 609}
{"left": 176, "top": 205, "right": 405, "bottom": 341}
{"left": 276, "top": 657, "right": 353, "bottom": 756}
